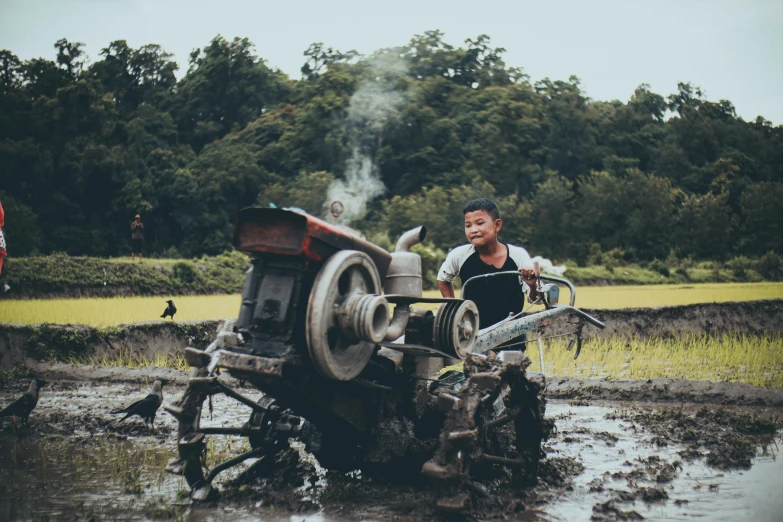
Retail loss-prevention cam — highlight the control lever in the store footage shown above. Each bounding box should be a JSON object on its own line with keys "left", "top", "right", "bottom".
{"left": 532, "top": 260, "right": 542, "bottom": 293}
{"left": 565, "top": 319, "right": 585, "bottom": 360}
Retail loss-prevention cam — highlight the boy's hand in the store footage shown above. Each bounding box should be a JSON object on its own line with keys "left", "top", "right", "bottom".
{"left": 518, "top": 267, "right": 540, "bottom": 301}
{"left": 518, "top": 267, "right": 537, "bottom": 283}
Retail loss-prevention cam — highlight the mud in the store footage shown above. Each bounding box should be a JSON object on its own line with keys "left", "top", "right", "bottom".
{"left": 546, "top": 374, "right": 783, "bottom": 407}
{"left": 1, "top": 378, "right": 781, "bottom": 521}
{"left": 18, "top": 360, "right": 783, "bottom": 406}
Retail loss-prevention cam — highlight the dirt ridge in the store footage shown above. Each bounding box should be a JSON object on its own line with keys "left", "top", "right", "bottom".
{"left": 546, "top": 374, "right": 783, "bottom": 407}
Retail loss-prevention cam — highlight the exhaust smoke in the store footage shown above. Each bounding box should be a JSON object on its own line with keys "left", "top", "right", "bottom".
{"left": 326, "top": 55, "right": 408, "bottom": 225}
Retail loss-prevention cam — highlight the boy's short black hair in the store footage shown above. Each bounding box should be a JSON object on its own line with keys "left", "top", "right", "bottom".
{"left": 463, "top": 198, "right": 500, "bottom": 220}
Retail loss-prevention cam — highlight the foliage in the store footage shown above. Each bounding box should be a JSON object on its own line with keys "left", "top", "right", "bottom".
{"left": 726, "top": 256, "right": 753, "bottom": 280}
{"left": 411, "top": 242, "right": 447, "bottom": 290}
{"left": 1, "top": 251, "right": 249, "bottom": 297}
{"left": 0, "top": 34, "right": 781, "bottom": 264}
{"left": 756, "top": 251, "right": 782, "bottom": 280}
{"left": 648, "top": 259, "right": 670, "bottom": 277}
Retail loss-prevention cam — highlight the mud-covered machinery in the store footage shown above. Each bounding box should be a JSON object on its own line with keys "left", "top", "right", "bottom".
{"left": 165, "top": 207, "right": 604, "bottom": 504}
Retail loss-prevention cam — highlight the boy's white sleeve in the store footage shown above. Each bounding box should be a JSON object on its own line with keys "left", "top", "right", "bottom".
{"left": 437, "top": 248, "right": 462, "bottom": 283}
{"left": 509, "top": 245, "right": 533, "bottom": 269}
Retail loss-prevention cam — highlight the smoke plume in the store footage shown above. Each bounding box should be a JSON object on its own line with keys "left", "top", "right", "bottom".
{"left": 326, "top": 55, "right": 407, "bottom": 225}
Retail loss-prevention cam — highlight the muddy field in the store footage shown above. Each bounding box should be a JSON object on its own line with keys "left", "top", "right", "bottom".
{"left": 1, "top": 375, "right": 781, "bottom": 522}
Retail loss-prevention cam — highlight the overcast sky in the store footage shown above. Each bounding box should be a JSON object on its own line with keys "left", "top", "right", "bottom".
{"left": 1, "top": 0, "right": 781, "bottom": 123}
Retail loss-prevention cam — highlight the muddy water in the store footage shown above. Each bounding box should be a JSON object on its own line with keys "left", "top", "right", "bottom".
{"left": 543, "top": 402, "right": 783, "bottom": 522}
{"left": 1, "top": 382, "right": 782, "bottom": 521}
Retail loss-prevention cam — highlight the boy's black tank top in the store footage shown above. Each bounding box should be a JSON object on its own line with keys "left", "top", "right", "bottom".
{"left": 459, "top": 246, "right": 526, "bottom": 328}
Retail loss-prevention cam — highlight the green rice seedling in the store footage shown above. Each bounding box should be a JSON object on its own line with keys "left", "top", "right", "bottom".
{"left": 66, "top": 346, "right": 188, "bottom": 371}
{"left": 528, "top": 333, "right": 783, "bottom": 389}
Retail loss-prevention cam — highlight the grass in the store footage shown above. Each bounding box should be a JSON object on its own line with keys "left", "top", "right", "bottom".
{"left": 526, "top": 333, "right": 783, "bottom": 389}
{"left": 1, "top": 283, "right": 781, "bottom": 326}
{"left": 65, "top": 346, "right": 188, "bottom": 371}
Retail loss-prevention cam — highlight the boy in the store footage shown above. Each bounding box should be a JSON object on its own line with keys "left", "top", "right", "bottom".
{"left": 437, "top": 198, "right": 539, "bottom": 330}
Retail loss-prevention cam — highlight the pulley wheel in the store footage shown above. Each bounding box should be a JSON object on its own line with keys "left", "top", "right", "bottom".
{"left": 433, "top": 300, "right": 479, "bottom": 359}
{"left": 306, "top": 250, "right": 383, "bottom": 381}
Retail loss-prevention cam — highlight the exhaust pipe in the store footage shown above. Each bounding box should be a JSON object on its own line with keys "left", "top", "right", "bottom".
{"left": 384, "top": 226, "right": 427, "bottom": 342}
{"left": 395, "top": 226, "right": 427, "bottom": 253}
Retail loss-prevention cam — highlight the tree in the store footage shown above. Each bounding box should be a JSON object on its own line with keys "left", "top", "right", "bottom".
{"left": 54, "top": 38, "right": 86, "bottom": 78}
{"left": 301, "top": 42, "right": 359, "bottom": 79}
{"left": 527, "top": 174, "right": 574, "bottom": 259}
{"left": 740, "top": 182, "right": 783, "bottom": 255}
{"left": 674, "top": 191, "right": 737, "bottom": 259}
{"left": 175, "top": 36, "right": 292, "bottom": 151}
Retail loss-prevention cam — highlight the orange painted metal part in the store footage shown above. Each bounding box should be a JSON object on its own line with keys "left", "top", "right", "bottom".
{"left": 232, "top": 207, "right": 392, "bottom": 278}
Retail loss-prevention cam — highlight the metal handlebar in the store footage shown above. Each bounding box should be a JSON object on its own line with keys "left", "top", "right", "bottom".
{"left": 461, "top": 271, "right": 577, "bottom": 307}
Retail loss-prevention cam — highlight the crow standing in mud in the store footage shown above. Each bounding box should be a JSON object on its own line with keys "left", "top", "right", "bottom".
{"left": 111, "top": 379, "right": 165, "bottom": 428}
{"left": 0, "top": 378, "right": 46, "bottom": 428}
{"left": 160, "top": 299, "right": 176, "bottom": 320}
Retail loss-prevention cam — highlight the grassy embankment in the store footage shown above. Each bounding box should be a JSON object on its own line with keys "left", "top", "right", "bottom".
{"left": 0, "top": 252, "right": 250, "bottom": 298}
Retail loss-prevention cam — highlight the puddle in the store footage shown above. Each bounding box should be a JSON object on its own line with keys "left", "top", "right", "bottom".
{"left": 1, "top": 383, "right": 781, "bottom": 521}
{"left": 541, "top": 402, "right": 783, "bottom": 522}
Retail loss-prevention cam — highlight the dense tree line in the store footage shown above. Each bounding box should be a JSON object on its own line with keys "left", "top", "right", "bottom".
{"left": 0, "top": 31, "right": 781, "bottom": 264}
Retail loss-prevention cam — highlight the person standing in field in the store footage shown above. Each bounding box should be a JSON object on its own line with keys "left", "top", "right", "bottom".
{"left": 0, "top": 200, "right": 7, "bottom": 275}
{"left": 131, "top": 214, "right": 145, "bottom": 261}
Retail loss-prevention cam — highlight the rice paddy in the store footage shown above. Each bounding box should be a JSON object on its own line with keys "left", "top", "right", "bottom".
{"left": 526, "top": 333, "right": 783, "bottom": 389}
{"left": 0, "top": 294, "right": 242, "bottom": 327}
{"left": 0, "top": 282, "right": 780, "bottom": 327}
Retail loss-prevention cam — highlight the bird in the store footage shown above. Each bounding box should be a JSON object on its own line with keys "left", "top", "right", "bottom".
{"left": 111, "top": 379, "right": 165, "bottom": 428}
{"left": 0, "top": 378, "right": 46, "bottom": 428}
{"left": 160, "top": 299, "right": 176, "bottom": 320}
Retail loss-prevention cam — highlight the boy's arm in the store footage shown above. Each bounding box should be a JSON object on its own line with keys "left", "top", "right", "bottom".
{"left": 438, "top": 280, "right": 455, "bottom": 298}
{"left": 437, "top": 247, "right": 462, "bottom": 298}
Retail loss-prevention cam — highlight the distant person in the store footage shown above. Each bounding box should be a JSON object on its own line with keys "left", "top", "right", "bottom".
{"left": 131, "top": 214, "right": 145, "bottom": 261}
{"left": 0, "top": 200, "right": 6, "bottom": 276}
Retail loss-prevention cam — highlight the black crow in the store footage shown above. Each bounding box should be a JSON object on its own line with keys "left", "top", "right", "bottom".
{"left": 111, "top": 379, "right": 165, "bottom": 428}
{"left": 0, "top": 378, "right": 46, "bottom": 427}
{"left": 161, "top": 300, "right": 176, "bottom": 320}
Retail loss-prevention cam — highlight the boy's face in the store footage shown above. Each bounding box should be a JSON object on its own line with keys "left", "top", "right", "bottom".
{"left": 464, "top": 210, "right": 502, "bottom": 248}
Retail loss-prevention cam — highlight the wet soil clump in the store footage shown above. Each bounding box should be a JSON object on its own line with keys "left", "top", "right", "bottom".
{"left": 608, "top": 406, "right": 779, "bottom": 469}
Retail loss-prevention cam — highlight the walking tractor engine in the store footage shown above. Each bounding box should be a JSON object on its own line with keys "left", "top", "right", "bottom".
{"left": 165, "top": 206, "right": 605, "bottom": 507}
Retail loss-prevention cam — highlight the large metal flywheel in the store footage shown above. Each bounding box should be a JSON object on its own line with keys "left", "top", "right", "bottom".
{"left": 306, "top": 250, "right": 387, "bottom": 381}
